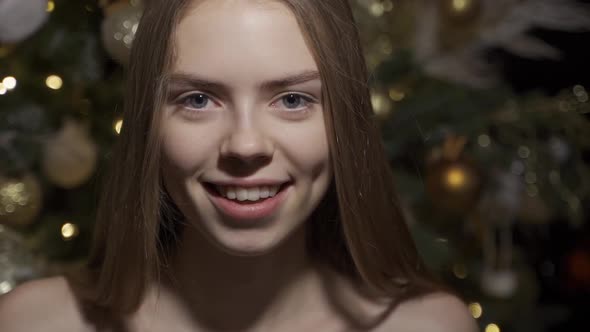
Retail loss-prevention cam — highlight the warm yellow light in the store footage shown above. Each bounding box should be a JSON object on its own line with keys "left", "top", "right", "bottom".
{"left": 371, "top": 92, "right": 391, "bottom": 116}
{"left": 468, "top": 302, "right": 482, "bottom": 319}
{"left": 370, "top": 3, "right": 385, "bottom": 16}
{"left": 47, "top": 0, "right": 55, "bottom": 12}
{"left": 452, "top": 0, "right": 469, "bottom": 12}
{"left": 445, "top": 166, "right": 466, "bottom": 189}
{"left": 114, "top": 119, "right": 124, "bottom": 135}
{"left": 485, "top": 323, "right": 500, "bottom": 332}
{"left": 61, "top": 222, "right": 79, "bottom": 240}
{"left": 0, "top": 83, "right": 6, "bottom": 95}
{"left": 453, "top": 263, "right": 468, "bottom": 279}
{"left": 46, "top": 75, "right": 63, "bottom": 90}
{"left": 2, "top": 76, "right": 17, "bottom": 90}
{"left": 389, "top": 88, "right": 405, "bottom": 102}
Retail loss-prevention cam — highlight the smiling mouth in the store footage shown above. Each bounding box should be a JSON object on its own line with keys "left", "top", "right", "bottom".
{"left": 203, "top": 182, "right": 293, "bottom": 204}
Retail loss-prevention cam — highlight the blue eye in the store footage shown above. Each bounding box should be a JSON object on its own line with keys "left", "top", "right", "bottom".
{"left": 181, "top": 93, "right": 211, "bottom": 109}
{"left": 281, "top": 94, "right": 313, "bottom": 110}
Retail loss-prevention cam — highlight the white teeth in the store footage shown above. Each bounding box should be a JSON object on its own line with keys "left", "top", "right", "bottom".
{"left": 247, "top": 187, "right": 260, "bottom": 201}
{"left": 226, "top": 187, "right": 237, "bottom": 200}
{"left": 215, "top": 184, "right": 283, "bottom": 202}
{"left": 236, "top": 188, "right": 248, "bottom": 201}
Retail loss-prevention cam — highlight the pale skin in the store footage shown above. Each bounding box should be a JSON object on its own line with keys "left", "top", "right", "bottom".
{"left": 0, "top": 1, "right": 479, "bottom": 331}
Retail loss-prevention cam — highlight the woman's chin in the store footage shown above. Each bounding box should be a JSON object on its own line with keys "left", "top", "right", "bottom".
{"left": 197, "top": 227, "right": 283, "bottom": 256}
{"left": 205, "top": 223, "right": 304, "bottom": 258}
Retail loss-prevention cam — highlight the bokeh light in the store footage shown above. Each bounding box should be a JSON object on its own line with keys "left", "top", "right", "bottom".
{"left": 468, "top": 302, "right": 482, "bottom": 319}
{"left": 46, "top": 75, "right": 63, "bottom": 90}
{"left": 485, "top": 323, "right": 500, "bottom": 332}
{"left": 2, "top": 76, "right": 17, "bottom": 90}
{"left": 61, "top": 222, "right": 79, "bottom": 240}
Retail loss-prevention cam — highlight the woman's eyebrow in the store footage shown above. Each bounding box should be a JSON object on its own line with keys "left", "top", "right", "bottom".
{"left": 166, "top": 70, "right": 321, "bottom": 92}
{"left": 259, "top": 70, "right": 321, "bottom": 90}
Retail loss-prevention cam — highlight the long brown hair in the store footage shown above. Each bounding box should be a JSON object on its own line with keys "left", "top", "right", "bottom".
{"left": 74, "top": 0, "right": 442, "bottom": 316}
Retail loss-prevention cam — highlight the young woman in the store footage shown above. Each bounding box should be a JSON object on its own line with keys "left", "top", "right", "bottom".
{"left": 0, "top": 0, "right": 477, "bottom": 331}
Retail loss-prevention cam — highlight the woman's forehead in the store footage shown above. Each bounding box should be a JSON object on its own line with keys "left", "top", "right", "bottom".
{"left": 172, "top": 0, "right": 319, "bottom": 86}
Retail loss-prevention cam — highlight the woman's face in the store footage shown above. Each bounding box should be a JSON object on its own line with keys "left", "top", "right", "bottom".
{"left": 161, "top": 0, "right": 332, "bottom": 255}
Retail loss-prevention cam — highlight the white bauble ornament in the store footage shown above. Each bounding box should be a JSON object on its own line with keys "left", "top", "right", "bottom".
{"left": 0, "top": 0, "right": 48, "bottom": 43}
{"left": 101, "top": 2, "right": 142, "bottom": 65}
{"left": 42, "top": 120, "right": 98, "bottom": 189}
{"left": 480, "top": 267, "right": 518, "bottom": 298}
{"left": 478, "top": 170, "right": 522, "bottom": 226}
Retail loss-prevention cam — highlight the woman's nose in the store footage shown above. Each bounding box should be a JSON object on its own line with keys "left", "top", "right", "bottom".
{"left": 219, "top": 118, "right": 274, "bottom": 165}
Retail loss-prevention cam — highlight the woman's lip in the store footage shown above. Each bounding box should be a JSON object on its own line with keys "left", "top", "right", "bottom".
{"left": 205, "top": 183, "right": 292, "bottom": 221}
{"left": 205, "top": 179, "right": 290, "bottom": 188}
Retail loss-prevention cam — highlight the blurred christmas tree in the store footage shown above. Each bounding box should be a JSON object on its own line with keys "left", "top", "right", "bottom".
{"left": 0, "top": 1, "right": 589, "bottom": 331}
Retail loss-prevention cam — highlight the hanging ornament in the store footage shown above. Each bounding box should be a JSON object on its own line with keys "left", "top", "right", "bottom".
{"left": 478, "top": 170, "right": 522, "bottom": 226}
{"left": 0, "top": 0, "right": 49, "bottom": 43}
{"left": 0, "top": 225, "right": 44, "bottom": 295}
{"left": 480, "top": 267, "right": 518, "bottom": 298}
{"left": 426, "top": 136, "right": 482, "bottom": 214}
{"left": 101, "top": 1, "right": 143, "bottom": 65}
{"left": 42, "top": 119, "right": 98, "bottom": 189}
{"left": 0, "top": 174, "right": 42, "bottom": 226}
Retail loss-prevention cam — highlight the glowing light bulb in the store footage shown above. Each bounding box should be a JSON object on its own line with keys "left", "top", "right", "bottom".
{"left": 445, "top": 166, "right": 466, "bottom": 189}
{"left": 47, "top": 0, "right": 55, "bottom": 12}
{"left": 46, "top": 75, "right": 63, "bottom": 90}
{"left": 61, "top": 222, "right": 79, "bottom": 240}
{"left": 2, "top": 76, "right": 17, "bottom": 90}
{"left": 388, "top": 88, "right": 405, "bottom": 102}
{"left": 371, "top": 92, "right": 391, "bottom": 116}
{"left": 485, "top": 323, "right": 500, "bottom": 332}
{"left": 114, "top": 118, "right": 124, "bottom": 135}
{"left": 468, "top": 302, "right": 482, "bottom": 319}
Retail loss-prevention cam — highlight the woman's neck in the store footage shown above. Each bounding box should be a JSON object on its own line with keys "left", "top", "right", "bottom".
{"left": 150, "top": 224, "right": 333, "bottom": 331}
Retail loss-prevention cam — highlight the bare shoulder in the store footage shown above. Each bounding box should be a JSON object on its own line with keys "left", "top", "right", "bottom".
{"left": 0, "top": 276, "right": 94, "bottom": 332}
{"left": 379, "top": 292, "right": 479, "bottom": 332}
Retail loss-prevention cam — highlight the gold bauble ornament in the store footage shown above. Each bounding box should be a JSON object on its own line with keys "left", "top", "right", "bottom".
{"left": 42, "top": 119, "right": 98, "bottom": 189}
{"left": 0, "top": 174, "right": 42, "bottom": 226}
{"left": 101, "top": 1, "right": 143, "bottom": 65}
{"left": 426, "top": 158, "right": 482, "bottom": 214}
{"left": 425, "top": 136, "right": 482, "bottom": 214}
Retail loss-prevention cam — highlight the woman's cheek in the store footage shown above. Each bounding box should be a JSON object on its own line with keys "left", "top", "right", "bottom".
{"left": 162, "top": 123, "right": 220, "bottom": 173}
